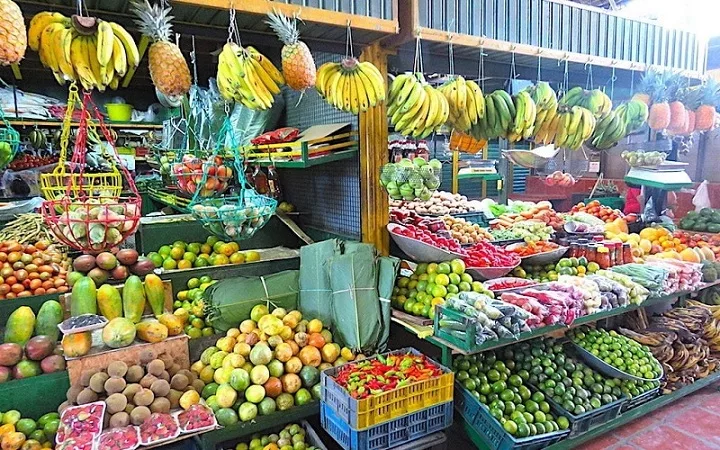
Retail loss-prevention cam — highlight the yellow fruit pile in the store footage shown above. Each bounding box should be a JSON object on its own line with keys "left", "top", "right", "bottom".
{"left": 217, "top": 43, "right": 285, "bottom": 110}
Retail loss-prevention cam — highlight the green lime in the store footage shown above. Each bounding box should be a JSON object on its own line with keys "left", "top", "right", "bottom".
{"left": 517, "top": 423, "right": 530, "bottom": 438}
{"left": 503, "top": 420, "right": 518, "bottom": 435}
{"left": 557, "top": 416, "right": 570, "bottom": 430}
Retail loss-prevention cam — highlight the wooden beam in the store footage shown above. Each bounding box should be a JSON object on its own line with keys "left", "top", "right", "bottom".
{"left": 172, "top": 0, "right": 398, "bottom": 35}
{"left": 122, "top": 35, "right": 150, "bottom": 88}
{"left": 411, "top": 27, "right": 704, "bottom": 79}
{"left": 359, "top": 42, "right": 389, "bottom": 256}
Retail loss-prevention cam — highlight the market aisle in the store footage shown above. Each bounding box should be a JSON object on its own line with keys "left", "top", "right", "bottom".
{"left": 583, "top": 382, "right": 720, "bottom": 450}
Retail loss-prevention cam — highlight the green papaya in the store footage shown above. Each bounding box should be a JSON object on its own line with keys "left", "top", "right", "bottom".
{"left": 70, "top": 276, "right": 97, "bottom": 316}
{"left": 122, "top": 275, "right": 146, "bottom": 323}
{"left": 144, "top": 274, "right": 165, "bottom": 317}
{"left": 34, "top": 300, "right": 63, "bottom": 342}
{"left": 97, "top": 285, "right": 122, "bottom": 320}
{"left": 4, "top": 306, "right": 36, "bottom": 345}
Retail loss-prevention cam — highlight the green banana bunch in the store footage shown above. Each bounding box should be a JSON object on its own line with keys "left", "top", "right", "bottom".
{"left": 591, "top": 109, "right": 628, "bottom": 150}
{"left": 560, "top": 87, "right": 612, "bottom": 118}
{"left": 616, "top": 99, "right": 649, "bottom": 133}
{"left": 476, "top": 90, "right": 516, "bottom": 140}
{"left": 387, "top": 72, "right": 449, "bottom": 138}
{"left": 526, "top": 82, "right": 558, "bottom": 144}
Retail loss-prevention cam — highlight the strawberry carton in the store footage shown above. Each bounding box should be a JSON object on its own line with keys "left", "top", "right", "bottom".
{"left": 139, "top": 413, "right": 180, "bottom": 446}
{"left": 56, "top": 432, "right": 95, "bottom": 450}
{"left": 176, "top": 404, "right": 217, "bottom": 433}
{"left": 97, "top": 426, "right": 140, "bottom": 450}
{"left": 58, "top": 402, "right": 106, "bottom": 443}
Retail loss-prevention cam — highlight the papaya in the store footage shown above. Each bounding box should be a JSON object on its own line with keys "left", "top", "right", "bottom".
{"left": 34, "top": 301, "right": 63, "bottom": 342}
{"left": 135, "top": 321, "right": 168, "bottom": 343}
{"left": 97, "top": 285, "right": 122, "bottom": 320}
{"left": 102, "top": 318, "right": 136, "bottom": 348}
{"left": 4, "top": 307, "right": 35, "bottom": 345}
{"left": 158, "top": 313, "right": 183, "bottom": 336}
{"left": 144, "top": 274, "right": 165, "bottom": 318}
{"left": 70, "top": 277, "right": 97, "bottom": 317}
{"left": 2, "top": 432, "right": 25, "bottom": 450}
{"left": 122, "top": 276, "right": 146, "bottom": 323}
{"left": 61, "top": 331, "right": 92, "bottom": 358}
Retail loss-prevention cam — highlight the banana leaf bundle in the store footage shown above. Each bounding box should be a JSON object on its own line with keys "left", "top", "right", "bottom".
{"left": 203, "top": 270, "right": 299, "bottom": 333}
{"left": 377, "top": 256, "right": 401, "bottom": 352}
{"left": 299, "top": 240, "right": 342, "bottom": 328}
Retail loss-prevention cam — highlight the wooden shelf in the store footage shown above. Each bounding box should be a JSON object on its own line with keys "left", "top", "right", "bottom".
{"left": 8, "top": 119, "right": 163, "bottom": 130}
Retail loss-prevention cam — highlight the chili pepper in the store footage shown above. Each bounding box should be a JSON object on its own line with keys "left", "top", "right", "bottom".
{"left": 377, "top": 354, "right": 387, "bottom": 364}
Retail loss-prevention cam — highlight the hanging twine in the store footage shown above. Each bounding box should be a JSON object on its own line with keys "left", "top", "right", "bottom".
{"left": 345, "top": 21, "right": 354, "bottom": 59}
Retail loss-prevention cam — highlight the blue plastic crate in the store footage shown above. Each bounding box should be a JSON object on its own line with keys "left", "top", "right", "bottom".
{"left": 454, "top": 385, "right": 569, "bottom": 450}
{"left": 320, "top": 401, "right": 453, "bottom": 450}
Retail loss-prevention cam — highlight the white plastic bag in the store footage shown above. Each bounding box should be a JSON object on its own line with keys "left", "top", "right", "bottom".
{"left": 693, "top": 180, "right": 711, "bottom": 212}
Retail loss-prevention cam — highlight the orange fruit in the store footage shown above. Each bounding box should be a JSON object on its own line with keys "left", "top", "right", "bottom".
{"left": 220, "top": 244, "right": 234, "bottom": 257}
{"left": 178, "top": 260, "right": 193, "bottom": 270}
{"left": 213, "top": 254, "right": 229, "bottom": 265}
{"left": 200, "top": 244, "right": 212, "bottom": 255}
{"left": 170, "top": 246, "right": 185, "bottom": 260}
{"left": 163, "top": 258, "right": 178, "bottom": 270}
{"left": 229, "top": 252, "right": 245, "bottom": 264}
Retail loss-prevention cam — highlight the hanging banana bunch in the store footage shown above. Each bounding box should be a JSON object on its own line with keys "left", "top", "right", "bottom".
{"left": 559, "top": 86, "right": 612, "bottom": 118}
{"left": 436, "top": 75, "right": 486, "bottom": 133}
{"left": 387, "top": 73, "right": 449, "bottom": 138}
{"left": 315, "top": 57, "right": 386, "bottom": 114}
{"left": 216, "top": 42, "right": 285, "bottom": 110}
{"left": 28, "top": 11, "right": 140, "bottom": 90}
{"left": 525, "top": 82, "right": 560, "bottom": 145}
{"left": 553, "top": 105, "right": 596, "bottom": 150}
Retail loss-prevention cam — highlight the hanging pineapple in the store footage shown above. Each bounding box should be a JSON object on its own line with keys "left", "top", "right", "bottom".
{"left": 131, "top": 0, "right": 191, "bottom": 97}
{"left": 0, "top": 0, "right": 26, "bottom": 65}
{"left": 265, "top": 10, "right": 316, "bottom": 92}
{"left": 694, "top": 78, "right": 720, "bottom": 132}
{"left": 646, "top": 72, "right": 671, "bottom": 131}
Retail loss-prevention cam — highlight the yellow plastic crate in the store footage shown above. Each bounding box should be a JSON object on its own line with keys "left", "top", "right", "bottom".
{"left": 320, "top": 347, "right": 454, "bottom": 430}
{"left": 240, "top": 130, "right": 357, "bottom": 162}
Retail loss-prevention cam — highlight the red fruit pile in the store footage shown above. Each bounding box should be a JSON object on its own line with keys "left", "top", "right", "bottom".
{"left": 97, "top": 426, "right": 140, "bottom": 450}
{"left": 58, "top": 402, "right": 106, "bottom": 442}
{"left": 390, "top": 224, "right": 464, "bottom": 253}
{"left": 463, "top": 241, "right": 520, "bottom": 268}
{"left": 483, "top": 277, "right": 538, "bottom": 292}
{"left": 56, "top": 432, "right": 94, "bottom": 450}
{"left": 8, "top": 154, "right": 58, "bottom": 171}
{"left": 173, "top": 155, "right": 233, "bottom": 198}
{"left": 177, "top": 404, "right": 216, "bottom": 432}
{"left": 139, "top": 413, "right": 179, "bottom": 445}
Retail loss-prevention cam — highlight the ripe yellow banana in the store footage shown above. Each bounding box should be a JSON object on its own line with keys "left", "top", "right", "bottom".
{"left": 29, "top": 12, "right": 68, "bottom": 51}
{"left": 111, "top": 37, "right": 127, "bottom": 76}
{"left": 71, "top": 37, "right": 96, "bottom": 90}
{"left": 86, "top": 36, "right": 105, "bottom": 91}
{"left": 247, "top": 56, "right": 280, "bottom": 95}
{"left": 52, "top": 28, "right": 75, "bottom": 80}
{"left": 342, "top": 72, "right": 353, "bottom": 113}
{"left": 109, "top": 22, "right": 140, "bottom": 68}
{"left": 349, "top": 72, "right": 360, "bottom": 115}
{"left": 355, "top": 68, "right": 377, "bottom": 109}
{"left": 358, "top": 61, "right": 385, "bottom": 101}
{"left": 317, "top": 63, "right": 340, "bottom": 96}
{"left": 423, "top": 86, "right": 440, "bottom": 130}
{"left": 96, "top": 21, "right": 114, "bottom": 67}
{"left": 247, "top": 46, "right": 285, "bottom": 86}
{"left": 333, "top": 72, "right": 347, "bottom": 110}
{"left": 244, "top": 58, "right": 273, "bottom": 109}
{"left": 220, "top": 44, "right": 244, "bottom": 78}
{"left": 39, "top": 22, "right": 65, "bottom": 70}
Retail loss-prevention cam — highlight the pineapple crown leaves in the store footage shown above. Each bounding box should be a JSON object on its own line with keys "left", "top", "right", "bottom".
{"left": 265, "top": 9, "right": 301, "bottom": 45}
{"left": 636, "top": 69, "right": 660, "bottom": 95}
{"left": 663, "top": 71, "right": 685, "bottom": 103}
{"left": 700, "top": 77, "right": 720, "bottom": 107}
{"left": 131, "top": 0, "right": 174, "bottom": 43}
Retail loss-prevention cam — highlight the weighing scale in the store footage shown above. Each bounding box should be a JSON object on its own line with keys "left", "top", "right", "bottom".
{"left": 624, "top": 162, "right": 693, "bottom": 219}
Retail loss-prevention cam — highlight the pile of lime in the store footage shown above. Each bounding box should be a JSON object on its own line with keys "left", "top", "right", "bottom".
{"left": 234, "top": 423, "right": 320, "bottom": 450}
{"left": 173, "top": 275, "right": 217, "bottom": 339}
{"left": 508, "top": 338, "right": 622, "bottom": 416}
{"left": 569, "top": 327, "right": 663, "bottom": 380}
{"left": 454, "top": 353, "right": 568, "bottom": 438}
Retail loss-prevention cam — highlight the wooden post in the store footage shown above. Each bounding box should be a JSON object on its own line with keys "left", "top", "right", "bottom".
{"left": 359, "top": 43, "right": 389, "bottom": 256}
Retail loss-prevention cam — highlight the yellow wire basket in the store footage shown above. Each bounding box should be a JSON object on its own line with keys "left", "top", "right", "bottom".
{"left": 40, "top": 84, "right": 123, "bottom": 201}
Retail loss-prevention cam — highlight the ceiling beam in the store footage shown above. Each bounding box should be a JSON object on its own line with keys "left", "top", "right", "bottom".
{"left": 171, "top": 0, "right": 398, "bottom": 35}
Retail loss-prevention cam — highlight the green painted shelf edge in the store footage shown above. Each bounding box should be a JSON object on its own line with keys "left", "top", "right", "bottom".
{"left": 0, "top": 370, "right": 70, "bottom": 419}
{"left": 546, "top": 370, "right": 720, "bottom": 449}
{"left": 457, "top": 173, "right": 502, "bottom": 181}
{"left": 246, "top": 148, "right": 358, "bottom": 169}
{"left": 195, "top": 402, "right": 319, "bottom": 450}
{"left": 623, "top": 175, "right": 693, "bottom": 191}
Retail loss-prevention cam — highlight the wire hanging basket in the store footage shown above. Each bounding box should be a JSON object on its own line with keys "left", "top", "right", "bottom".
{"left": 40, "top": 84, "right": 123, "bottom": 201}
{"left": 41, "top": 91, "right": 141, "bottom": 253}
{"left": 190, "top": 117, "right": 277, "bottom": 241}
{"left": 0, "top": 107, "right": 19, "bottom": 170}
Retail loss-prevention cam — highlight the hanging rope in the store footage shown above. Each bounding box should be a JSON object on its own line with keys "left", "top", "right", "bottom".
{"left": 345, "top": 22, "right": 355, "bottom": 59}
{"left": 448, "top": 36, "right": 455, "bottom": 76}
{"left": 413, "top": 35, "right": 424, "bottom": 74}
{"left": 562, "top": 58, "right": 570, "bottom": 96}
{"left": 509, "top": 50, "right": 518, "bottom": 81}
{"left": 537, "top": 51, "right": 542, "bottom": 83}
{"left": 190, "top": 35, "right": 198, "bottom": 85}
{"left": 585, "top": 62, "right": 594, "bottom": 90}
{"left": 630, "top": 70, "right": 635, "bottom": 95}
{"left": 480, "top": 46, "right": 486, "bottom": 92}
{"left": 610, "top": 67, "right": 617, "bottom": 101}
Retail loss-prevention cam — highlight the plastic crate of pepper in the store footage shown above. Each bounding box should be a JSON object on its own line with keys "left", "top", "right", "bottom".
{"left": 320, "top": 400, "right": 452, "bottom": 450}
{"left": 320, "top": 347, "right": 454, "bottom": 430}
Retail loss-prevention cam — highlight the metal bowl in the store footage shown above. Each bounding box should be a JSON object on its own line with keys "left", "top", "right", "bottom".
{"left": 466, "top": 265, "right": 519, "bottom": 281}
{"left": 505, "top": 243, "right": 568, "bottom": 265}
{"left": 503, "top": 146, "right": 559, "bottom": 169}
{"left": 572, "top": 343, "right": 664, "bottom": 382}
{"left": 387, "top": 224, "right": 464, "bottom": 263}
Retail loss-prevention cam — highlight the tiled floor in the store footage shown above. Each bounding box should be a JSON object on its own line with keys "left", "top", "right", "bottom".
{"left": 583, "top": 383, "right": 720, "bottom": 450}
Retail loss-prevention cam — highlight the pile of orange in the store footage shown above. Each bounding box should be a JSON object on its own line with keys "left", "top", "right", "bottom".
{"left": 147, "top": 236, "right": 261, "bottom": 271}
{"left": 639, "top": 226, "right": 687, "bottom": 254}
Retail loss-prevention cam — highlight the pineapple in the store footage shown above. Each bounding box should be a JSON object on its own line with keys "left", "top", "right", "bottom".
{"left": 0, "top": 0, "right": 26, "bottom": 65}
{"left": 131, "top": 0, "right": 191, "bottom": 97}
{"left": 265, "top": 10, "right": 316, "bottom": 92}
{"left": 695, "top": 78, "right": 720, "bottom": 132}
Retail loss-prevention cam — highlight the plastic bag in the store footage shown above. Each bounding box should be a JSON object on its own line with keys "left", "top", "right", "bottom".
{"left": 2, "top": 163, "right": 56, "bottom": 197}
{"left": 693, "top": 180, "right": 711, "bottom": 212}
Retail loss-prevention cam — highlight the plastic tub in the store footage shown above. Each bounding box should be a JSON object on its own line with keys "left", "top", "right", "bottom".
{"left": 387, "top": 224, "right": 464, "bottom": 263}
{"left": 572, "top": 343, "right": 663, "bottom": 382}
{"left": 466, "top": 265, "right": 518, "bottom": 281}
{"left": 106, "top": 103, "right": 132, "bottom": 121}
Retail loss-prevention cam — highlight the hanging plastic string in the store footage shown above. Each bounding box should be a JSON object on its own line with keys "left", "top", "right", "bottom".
{"left": 562, "top": 58, "right": 570, "bottom": 96}
{"left": 479, "top": 46, "right": 486, "bottom": 92}
{"left": 537, "top": 51, "right": 542, "bottom": 84}
{"left": 509, "top": 50, "right": 518, "bottom": 81}
{"left": 412, "top": 35, "right": 424, "bottom": 74}
{"left": 448, "top": 36, "right": 455, "bottom": 77}
{"left": 585, "top": 62, "right": 594, "bottom": 90}
{"left": 191, "top": 35, "right": 198, "bottom": 84}
{"left": 609, "top": 67, "right": 616, "bottom": 101}
{"left": 345, "top": 21, "right": 355, "bottom": 59}
{"left": 630, "top": 70, "right": 635, "bottom": 95}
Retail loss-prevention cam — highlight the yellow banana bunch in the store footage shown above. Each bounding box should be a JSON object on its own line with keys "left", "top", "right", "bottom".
{"left": 29, "top": 11, "right": 140, "bottom": 91}
{"left": 554, "top": 105, "right": 596, "bottom": 150}
{"left": 315, "top": 57, "right": 386, "bottom": 114}
{"left": 507, "top": 91, "right": 537, "bottom": 143}
{"left": 387, "top": 73, "right": 449, "bottom": 138}
{"left": 616, "top": 99, "right": 649, "bottom": 133}
{"left": 525, "top": 82, "right": 559, "bottom": 143}
{"left": 216, "top": 43, "right": 285, "bottom": 110}
{"left": 559, "top": 86, "right": 612, "bottom": 118}
{"left": 437, "top": 76, "right": 485, "bottom": 133}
